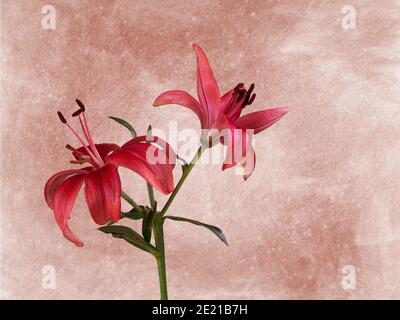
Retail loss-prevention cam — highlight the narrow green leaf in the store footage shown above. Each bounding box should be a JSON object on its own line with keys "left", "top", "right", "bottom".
{"left": 164, "top": 216, "right": 228, "bottom": 246}
{"left": 122, "top": 207, "right": 146, "bottom": 220}
{"left": 109, "top": 116, "right": 137, "bottom": 138}
{"left": 98, "top": 225, "right": 159, "bottom": 256}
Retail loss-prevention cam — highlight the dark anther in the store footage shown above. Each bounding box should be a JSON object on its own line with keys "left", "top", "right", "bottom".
{"left": 72, "top": 109, "right": 82, "bottom": 117}
{"left": 65, "top": 144, "right": 75, "bottom": 151}
{"left": 75, "top": 99, "right": 85, "bottom": 112}
{"left": 234, "top": 83, "right": 244, "bottom": 92}
{"left": 57, "top": 111, "right": 67, "bottom": 124}
{"left": 241, "top": 84, "right": 255, "bottom": 107}
{"left": 247, "top": 83, "right": 255, "bottom": 96}
{"left": 248, "top": 93, "right": 256, "bottom": 105}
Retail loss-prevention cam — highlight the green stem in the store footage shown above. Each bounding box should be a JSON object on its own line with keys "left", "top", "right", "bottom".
{"left": 153, "top": 215, "right": 168, "bottom": 300}
{"left": 147, "top": 183, "right": 156, "bottom": 210}
{"left": 153, "top": 145, "right": 206, "bottom": 300}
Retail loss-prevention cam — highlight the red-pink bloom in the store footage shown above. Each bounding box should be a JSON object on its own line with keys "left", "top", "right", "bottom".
{"left": 154, "top": 44, "right": 288, "bottom": 179}
{"left": 44, "top": 100, "right": 175, "bottom": 247}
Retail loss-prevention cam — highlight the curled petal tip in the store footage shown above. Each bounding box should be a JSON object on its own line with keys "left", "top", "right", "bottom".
{"left": 166, "top": 185, "right": 174, "bottom": 195}
{"left": 222, "top": 163, "right": 234, "bottom": 171}
{"left": 281, "top": 107, "right": 289, "bottom": 114}
{"left": 62, "top": 223, "right": 85, "bottom": 248}
{"left": 275, "top": 107, "right": 289, "bottom": 118}
{"left": 153, "top": 93, "right": 170, "bottom": 107}
{"left": 276, "top": 107, "right": 289, "bottom": 120}
{"left": 152, "top": 97, "right": 162, "bottom": 107}
{"left": 74, "top": 241, "right": 84, "bottom": 248}
{"left": 158, "top": 181, "right": 174, "bottom": 195}
{"left": 192, "top": 43, "right": 205, "bottom": 56}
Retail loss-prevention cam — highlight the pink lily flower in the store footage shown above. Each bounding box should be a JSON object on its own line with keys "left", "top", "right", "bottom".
{"left": 44, "top": 100, "right": 175, "bottom": 247}
{"left": 153, "top": 44, "right": 288, "bottom": 179}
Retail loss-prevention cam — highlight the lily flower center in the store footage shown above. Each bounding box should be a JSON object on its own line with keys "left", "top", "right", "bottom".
{"left": 225, "top": 83, "right": 257, "bottom": 116}
{"left": 57, "top": 99, "right": 105, "bottom": 168}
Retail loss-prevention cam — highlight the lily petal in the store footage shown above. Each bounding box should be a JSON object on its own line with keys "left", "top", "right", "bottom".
{"left": 53, "top": 174, "right": 86, "bottom": 247}
{"left": 222, "top": 116, "right": 256, "bottom": 179}
{"left": 45, "top": 168, "right": 91, "bottom": 209}
{"left": 120, "top": 135, "right": 177, "bottom": 169}
{"left": 234, "top": 108, "right": 288, "bottom": 134}
{"left": 84, "top": 164, "right": 121, "bottom": 225}
{"left": 221, "top": 90, "right": 234, "bottom": 108}
{"left": 242, "top": 143, "right": 257, "bottom": 180}
{"left": 193, "top": 43, "right": 221, "bottom": 127}
{"left": 62, "top": 224, "right": 84, "bottom": 248}
{"left": 73, "top": 143, "right": 119, "bottom": 161}
{"left": 106, "top": 142, "right": 174, "bottom": 195}
{"left": 153, "top": 90, "right": 206, "bottom": 126}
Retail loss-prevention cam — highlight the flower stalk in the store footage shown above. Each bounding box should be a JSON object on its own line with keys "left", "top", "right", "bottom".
{"left": 153, "top": 214, "right": 168, "bottom": 300}
{"left": 151, "top": 145, "right": 206, "bottom": 299}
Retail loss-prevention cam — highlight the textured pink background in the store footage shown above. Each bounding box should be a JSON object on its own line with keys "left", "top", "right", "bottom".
{"left": 2, "top": 0, "right": 400, "bottom": 299}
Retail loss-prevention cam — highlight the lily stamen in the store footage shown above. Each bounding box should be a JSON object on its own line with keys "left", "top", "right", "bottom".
{"left": 57, "top": 110, "right": 102, "bottom": 167}
{"left": 73, "top": 100, "right": 104, "bottom": 166}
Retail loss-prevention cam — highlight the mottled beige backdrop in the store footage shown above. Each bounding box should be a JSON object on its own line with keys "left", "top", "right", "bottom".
{"left": 2, "top": 0, "right": 400, "bottom": 299}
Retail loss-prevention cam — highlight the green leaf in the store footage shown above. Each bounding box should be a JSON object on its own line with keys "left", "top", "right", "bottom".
{"left": 122, "top": 207, "right": 146, "bottom": 220}
{"left": 109, "top": 116, "right": 137, "bottom": 138}
{"left": 164, "top": 216, "right": 228, "bottom": 246}
{"left": 98, "top": 225, "right": 159, "bottom": 256}
{"left": 142, "top": 206, "right": 156, "bottom": 243}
